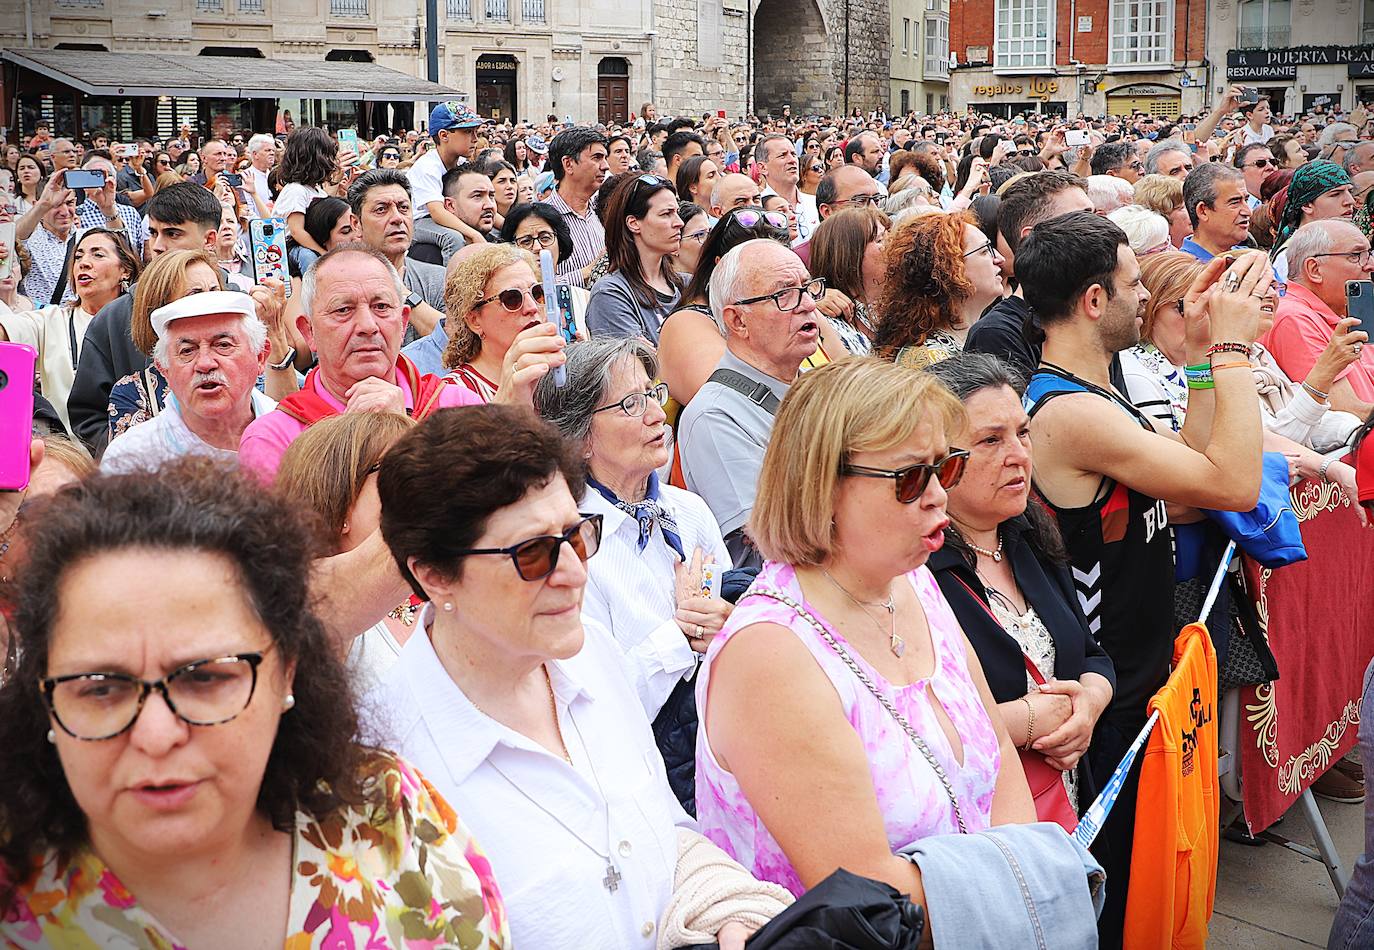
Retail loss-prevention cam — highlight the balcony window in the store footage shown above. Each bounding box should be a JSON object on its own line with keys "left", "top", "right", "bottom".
{"left": 995, "top": 0, "right": 1053, "bottom": 70}
{"left": 522, "top": 0, "right": 544, "bottom": 22}
{"left": 485, "top": 0, "right": 509, "bottom": 20}
{"left": 330, "top": 0, "right": 369, "bottom": 16}
{"left": 1110, "top": 0, "right": 1170, "bottom": 65}
{"left": 447, "top": 0, "right": 472, "bottom": 18}
{"left": 925, "top": 16, "right": 949, "bottom": 77}
{"left": 1238, "top": 0, "right": 1290, "bottom": 50}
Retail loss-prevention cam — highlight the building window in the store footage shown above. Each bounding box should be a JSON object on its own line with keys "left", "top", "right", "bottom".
{"left": 1365, "top": 0, "right": 1374, "bottom": 44}
{"left": 329, "top": 0, "right": 368, "bottom": 15}
{"left": 447, "top": 0, "right": 472, "bottom": 18}
{"left": 521, "top": 0, "right": 544, "bottom": 21}
{"left": 901, "top": 89, "right": 911, "bottom": 114}
{"left": 902, "top": 18, "right": 910, "bottom": 54}
{"left": 995, "top": 0, "right": 1054, "bottom": 70}
{"left": 1110, "top": 0, "right": 1170, "bottom": 65}
{"left": 1238, "top": 0, "right": 1290, "bottom": 50}
{"left": 925, "top": 16, "right": 949, "bottom": 77}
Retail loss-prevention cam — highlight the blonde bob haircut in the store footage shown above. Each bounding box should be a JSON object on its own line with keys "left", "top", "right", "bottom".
{"left": 749, "top": 357, "right": 965, "bottom": 566}
{"left": 442, "top": 242, "right": 538, "bottom": 370}
{"left": 131, "top": 249, "right": 226, "bottom": 356}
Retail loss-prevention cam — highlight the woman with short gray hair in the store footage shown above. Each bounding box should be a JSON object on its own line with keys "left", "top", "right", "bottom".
{"left": 535, "top": 337, "right": 733, "bottom": 813}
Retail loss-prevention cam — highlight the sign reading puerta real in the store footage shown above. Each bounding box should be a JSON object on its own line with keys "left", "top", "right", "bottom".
{"left": 1227, "top": 44, "right": 1374, "bottom": 82}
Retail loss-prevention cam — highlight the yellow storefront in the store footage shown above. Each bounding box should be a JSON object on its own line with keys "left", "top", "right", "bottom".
{"left": 1104, "top": 82, "right": 1182, "bottom": 119}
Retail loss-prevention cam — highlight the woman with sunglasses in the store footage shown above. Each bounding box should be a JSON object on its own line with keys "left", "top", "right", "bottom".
{"left": 925, "top": 353, "right": 1116, "bottom": 827}
{"left": 586, "top": 173, "right": 684, "bottom": 344}
{"left": 799, "top": 158, "right": 825, "bottom": 198}
{"left": 871, "top": 211, "right": 1006, "bottom": 370}
{"left": 0, "top": 461, "right": 510, "bottom": 947}
{"left": 535, "top": 337, "right": 733, "bottom": 812}
{"left": 696, "top": 357, "right": 1035, "bottom": 899}
{"left": 658, "top": 206, "right": 842, "bottom": 406}
{"left": 376, "top": 147, "right": 402, "bottom": 169}
{"left": 442, "top": 242, "right": 565, "bottom": 401}
{"left": 366, "top": 405, "right": 786, "bottom": 949}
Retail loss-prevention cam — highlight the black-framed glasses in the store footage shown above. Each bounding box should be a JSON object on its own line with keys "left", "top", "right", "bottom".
{"left": 592, "top": 382, "right": 669, "bottom": 417}
{"left": 841, "top": 193, "right": 883, "bottom": 207}
{"left": 724, "top": 207, "right": 789, "bottom": 232}
{"left": 735, "top": 276, "right": 827, "bottom": 311}
{"left": 1311, "top": 249, "right": 1374, "bottom": 267}
{"left": 453, "top": 514, "right": 603, "bottom": 581}
{"left": 963, "top": 241, "right": 996, "bottom": 259}
{"left": 515, "top": 230, "right": 558, "bottom": 250}
{"left": 841, "top": 449, "right": 970, "bottom": 504}
{"left": 476, "top": 282, "right": 545, "bottom": 311}
{"left": 40, "top": 653, "right": 266, "bottom": 741}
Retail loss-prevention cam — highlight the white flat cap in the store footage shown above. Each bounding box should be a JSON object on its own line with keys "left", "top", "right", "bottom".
{"left": 150, "top": 290, "right": 258, "bottom": 342}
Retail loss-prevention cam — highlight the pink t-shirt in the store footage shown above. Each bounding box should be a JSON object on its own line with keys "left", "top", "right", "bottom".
{"left": 239, "top": 365, "right": 481, "bottom": 480}
{"left": 1263, "top": 282, "right": 1374, "bottom": 403}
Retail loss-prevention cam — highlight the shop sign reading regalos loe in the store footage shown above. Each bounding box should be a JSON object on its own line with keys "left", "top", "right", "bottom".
{"left": 972, "top": 78, "right": 1060, "bottom": 102}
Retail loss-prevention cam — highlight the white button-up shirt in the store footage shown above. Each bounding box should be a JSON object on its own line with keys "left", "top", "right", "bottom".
{"left": 580, "top": 483, "right": 731, "bottom": 719}
{"left": 365, "top": 615, "right": 692, "bottom": 949}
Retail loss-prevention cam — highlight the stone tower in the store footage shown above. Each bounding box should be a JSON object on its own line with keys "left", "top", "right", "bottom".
{"left": 652, "top": 0, "right": 890, "bottom": 119}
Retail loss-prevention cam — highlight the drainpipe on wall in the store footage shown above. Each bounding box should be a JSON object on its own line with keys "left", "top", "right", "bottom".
{"left": 25, "top": 0, "right": 33, "bottom": 47}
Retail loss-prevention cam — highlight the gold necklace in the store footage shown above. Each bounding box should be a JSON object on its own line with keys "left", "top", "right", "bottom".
{"left": 821, "top": 569, "right": 904, "bottom": 658}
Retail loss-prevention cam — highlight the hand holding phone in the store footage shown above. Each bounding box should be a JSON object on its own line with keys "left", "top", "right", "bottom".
{"left": 1240, "top": 87, "right": 1260, "bottom": 105}
{"left": 0, "top": 342, "right": 38, "bottom": 491}
{"left": 1346, "top": 280, "right": 1374, "bottom": 343}
{"left": 1065, "top": 129, "right": 1091, "bottom": 147}
{"left": 63, "top": 168, "right": 107, "bottom": 190}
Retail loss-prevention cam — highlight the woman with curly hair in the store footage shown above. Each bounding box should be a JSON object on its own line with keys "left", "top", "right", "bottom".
{"left": 808, "top": 206, "right": 890, "bottom": 355}
{"left": 871, "top": 210, "right": 1007, "bottom": 370}
{"left": 0, "top": 460, "right": 509, "bottom": 946}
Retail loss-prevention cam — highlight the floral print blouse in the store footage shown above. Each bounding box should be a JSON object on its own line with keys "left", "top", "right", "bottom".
{"left": 1, "top": 753, "right": 509, "bottom": 950}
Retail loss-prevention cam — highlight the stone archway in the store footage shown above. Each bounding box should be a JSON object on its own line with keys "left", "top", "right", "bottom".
{"left": 752, "top": 0, "right": 831, "bottom": 116}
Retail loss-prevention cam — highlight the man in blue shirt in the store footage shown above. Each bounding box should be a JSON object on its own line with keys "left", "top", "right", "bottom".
{"left": 1179, "top": 164, "right": 1251, "bottom": 263}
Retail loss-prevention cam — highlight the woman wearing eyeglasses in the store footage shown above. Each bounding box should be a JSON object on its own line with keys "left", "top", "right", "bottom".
{"left": 587, "top": 173, "right": 684, "bottom": 344}
{"left": 871, "top": 211, "right": 1006, "bottom": 370}
{"left": 441, "top": 243, "right": 568, "bottom": 402}
{"left": 535, "top": 337, "right": 733, "bottom": 812}
{"left": 0, "top": 461, "right": 510, "bottom": 948}
{"left": 696, "top": 357, "right": 1035, "bottom": 899}
{"left": 925, "top": 353, "right": 1116, "bottom": 827}
{"left": 366, "top": 405, "right": 787, "bottom": 949}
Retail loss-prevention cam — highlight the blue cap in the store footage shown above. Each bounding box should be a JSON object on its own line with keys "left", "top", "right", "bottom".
{"left": 535, "top": 170, "right": 556, "bottom": 197}
{"left": 428, "top": 100, "right": 484, "bottom": 133}
{"left": 526, "top": 134, "right": 549, "bottom": 154}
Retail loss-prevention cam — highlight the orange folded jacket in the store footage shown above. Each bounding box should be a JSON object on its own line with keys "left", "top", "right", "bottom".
{"left": 1123, "top": 621, "right": 1220, "bottom": 950}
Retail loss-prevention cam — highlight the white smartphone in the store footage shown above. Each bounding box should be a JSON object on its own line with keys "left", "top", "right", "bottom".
{"left": 1065, "top": 129, "right": 1091, "bottom": 147}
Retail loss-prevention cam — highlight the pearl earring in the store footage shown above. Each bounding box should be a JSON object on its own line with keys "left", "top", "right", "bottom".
{"left": 282, "top": 694, "right": 295, "bottom": 711}
{"left": 342, "top": 521, "right": 350, "bottom": 534}
{"left": 46, "top": 730, "right": 56, "bottom": 744}
{"left": 442, "top": 601, "right": 454, "bottom": 612}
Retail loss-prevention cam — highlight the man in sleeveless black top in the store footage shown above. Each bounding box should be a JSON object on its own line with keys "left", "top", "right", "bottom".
{"left": 1018, "top": 212, "right": 1269, "bottom": 948}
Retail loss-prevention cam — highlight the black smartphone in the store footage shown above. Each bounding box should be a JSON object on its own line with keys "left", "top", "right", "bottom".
{"left": 1347, "top": 280, "right": 1374, "bottom": 339}
{"left": 1240, "top": 87, "right": 1260, "bottom": 105}
{"left": 221, "top": 171, "right": 243, "bottom": 188}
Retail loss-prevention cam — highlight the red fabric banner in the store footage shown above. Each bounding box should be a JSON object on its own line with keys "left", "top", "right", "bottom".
{"left": 1238, "top": 477, "right": 1374, "bottom": 832}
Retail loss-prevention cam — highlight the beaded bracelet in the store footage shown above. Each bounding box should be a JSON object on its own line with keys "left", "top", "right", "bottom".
{"left": 1207, "top": 342, "right": 1251, "bottom": 358}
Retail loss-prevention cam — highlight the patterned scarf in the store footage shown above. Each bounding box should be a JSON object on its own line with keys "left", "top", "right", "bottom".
{"left": 1273, "top": 161, "right": 1352, "bottom": 257}
{"left": 586, "top": 471, "right": 686, "bottom": 561}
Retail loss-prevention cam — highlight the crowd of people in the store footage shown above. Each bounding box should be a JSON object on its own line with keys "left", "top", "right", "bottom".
{"left": 3, "top": 83, "right": 1374, "bottom": 948}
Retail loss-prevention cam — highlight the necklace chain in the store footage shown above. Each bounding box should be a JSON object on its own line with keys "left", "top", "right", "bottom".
{"left": 821, "top": 569, "right": 905, "bottom": 658}
{"left": 966, "top": 530, "right": 1004, "bottom": 563}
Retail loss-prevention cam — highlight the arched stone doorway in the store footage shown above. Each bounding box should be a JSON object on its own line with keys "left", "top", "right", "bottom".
{"left": 752, "top": 0, "right": 830, "bottom": 116}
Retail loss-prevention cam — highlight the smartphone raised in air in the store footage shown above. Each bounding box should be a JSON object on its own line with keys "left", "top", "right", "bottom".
{"left": 0, "top": 342, "right": 37, "bottom": 490}
{"left": 249, "top": 217, "right": 292, "bottom": 297}
{"left": 63, "top": 169, "right": 106, "bottom": 190}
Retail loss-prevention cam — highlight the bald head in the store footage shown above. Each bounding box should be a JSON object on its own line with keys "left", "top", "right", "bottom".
{"left": 711, "top": 173, "right": 761, "bottom": 217}
{"left": 816, "top": 165, "right": 880, "bottom": 218}
{"left": 1287, "top": 219, "right": 1372, "bottom": 310}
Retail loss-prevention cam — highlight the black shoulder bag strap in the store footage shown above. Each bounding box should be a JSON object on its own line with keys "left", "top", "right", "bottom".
{"left": 706, "top": 368, "right": 781, "bottom": 415}
{"left": 49, "top": 234, "right": 78, "bottom": 306}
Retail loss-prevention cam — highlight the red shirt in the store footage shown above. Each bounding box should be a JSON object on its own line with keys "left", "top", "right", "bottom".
{"left": 1261, "top": 282, "right": 1374, "bottom": 403}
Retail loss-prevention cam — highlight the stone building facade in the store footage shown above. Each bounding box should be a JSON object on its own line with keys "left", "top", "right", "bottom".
{"left": 3, "top": 0, "right": 893, "bottom": 124}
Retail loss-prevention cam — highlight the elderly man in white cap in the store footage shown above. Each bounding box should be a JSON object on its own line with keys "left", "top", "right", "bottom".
{"left": 100, "top": 291, "right": 276, "bottom": 473}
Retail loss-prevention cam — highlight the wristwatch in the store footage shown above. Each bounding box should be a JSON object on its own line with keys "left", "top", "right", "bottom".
{"left": 404, "top": 290, "right": 423, "bottom": 309}
{"left": 268, "top": 346, "right": 296, "bottom": 371}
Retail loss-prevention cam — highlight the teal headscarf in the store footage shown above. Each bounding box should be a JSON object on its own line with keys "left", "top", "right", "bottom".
{"left": 1272, "top": 160, "right": 1352, "bottom": 256}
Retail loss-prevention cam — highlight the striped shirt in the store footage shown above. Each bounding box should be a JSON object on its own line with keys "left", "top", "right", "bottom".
{"left": 540, "top": 187, "right": 604, "bottom": 288}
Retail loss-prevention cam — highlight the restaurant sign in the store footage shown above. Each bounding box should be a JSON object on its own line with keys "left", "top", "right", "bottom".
{"left": 1228, "top": 45, "right": 1374, "bottom": 81}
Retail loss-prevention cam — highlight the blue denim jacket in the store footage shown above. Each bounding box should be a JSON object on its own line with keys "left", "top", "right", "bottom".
{"left": 400, "top": 318, "right": 448, "bottom": 378}
{"left": 900, "top": 822, "right": 1105, "bottom": 949}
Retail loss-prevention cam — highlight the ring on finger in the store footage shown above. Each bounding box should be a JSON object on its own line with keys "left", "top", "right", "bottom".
{"left": 695, "top": 624, "right": 704, "bottom": 638}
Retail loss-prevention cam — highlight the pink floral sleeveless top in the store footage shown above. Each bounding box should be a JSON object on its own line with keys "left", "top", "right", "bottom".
{"left": 694, "top": 561, "right": 1001, "bottom": 896}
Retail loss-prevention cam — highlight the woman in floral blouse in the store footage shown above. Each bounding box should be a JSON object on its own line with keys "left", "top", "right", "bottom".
{"left": 0, "top": 459, "right": 509, "bottom": 949}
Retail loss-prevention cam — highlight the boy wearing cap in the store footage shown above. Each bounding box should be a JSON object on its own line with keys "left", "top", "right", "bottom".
{"left": 100, "top": 291, "right": 276, "bottom": 474}
{"left": 409, "top": 100, "right": 483, "bottom": 263}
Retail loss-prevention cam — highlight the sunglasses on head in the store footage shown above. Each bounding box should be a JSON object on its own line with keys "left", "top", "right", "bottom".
{"left": 453, "top": 514, "right": 603, "bottom": 581}
{"left": 841, "top": 450, "right": 970, "bottom": 504}
{"left": 476, "top": 282, "right": 546, "bottom": 312}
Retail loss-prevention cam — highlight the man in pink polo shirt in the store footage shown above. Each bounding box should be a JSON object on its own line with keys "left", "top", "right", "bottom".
{"left": 1262, "top": 219, "right": 1374, "bottom": 419}
{"left": 240, "top": 244, "right": 563, "bottom": 478}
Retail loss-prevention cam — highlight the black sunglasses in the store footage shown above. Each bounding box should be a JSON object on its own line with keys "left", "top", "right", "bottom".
{"left": 476, "top": 282, "right": 546, "bottom": 311}
{"left": 841, "top": 450, "right": 970, "bottom": 504}
{"left": 453, "top": 514, "right": 603, "bottom": 581}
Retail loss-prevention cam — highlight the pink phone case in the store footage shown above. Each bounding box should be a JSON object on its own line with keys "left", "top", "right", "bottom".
{"left": 0, "top": 342, "right": 37, "bottom": 491}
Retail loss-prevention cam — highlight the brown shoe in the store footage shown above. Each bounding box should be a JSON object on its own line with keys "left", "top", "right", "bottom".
{"left": 1313, "top": 765, "right": 1366, "bottom": 804}
{"left": 1335, "top": 756, "right": 1365, "bottom": 784}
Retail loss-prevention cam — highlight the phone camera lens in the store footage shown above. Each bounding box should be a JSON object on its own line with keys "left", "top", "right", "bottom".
{"left": 0, "top": 369, "right": 8, "bottom": 391}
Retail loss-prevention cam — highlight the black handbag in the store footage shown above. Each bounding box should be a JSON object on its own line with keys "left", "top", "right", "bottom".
{"left": 686, "top": 868, "right": 926, "bottom": 950}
